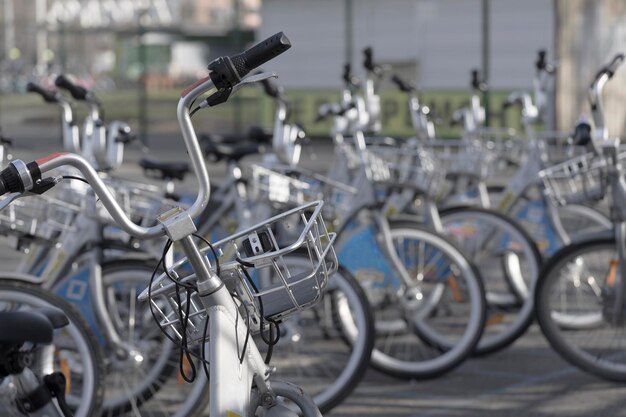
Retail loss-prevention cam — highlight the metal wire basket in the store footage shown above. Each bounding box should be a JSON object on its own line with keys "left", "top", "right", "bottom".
{"left": 538, "top": 131, "right": 591, "bottom": 165}
{"left": 422, "top": 139, "right": 496, "bottom": 180}
{"left": 138, "top": 201, "right": 337, "bottom": 344}
{"left": 366, "top": 146, "right": 446, "bottom": 197}
{"left": 0, "top": 193, "right": 80, "bottom": 241}
{"left": 250, "top": 164, "right": 358, "bottom": 221}
{"left": 250, "top": 164, "right": 316, "bottom": 206}
{"left": 539, "top": 151, "right": 620, "bottom": 206}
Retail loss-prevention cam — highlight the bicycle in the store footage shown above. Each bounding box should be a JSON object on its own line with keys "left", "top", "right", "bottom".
{"left": 319, "top": 51, "right": 541, "bottom": 356}
{"left": 534, "top": 53, "right": 626, "bottom": 381}
{"left": 0, "top": 31, "right": 334, "bottom": 417}
{"left": 23, "top": 78, "right": 207, "bottom": 417}
{"left": 0, "top": 278, "right": 104, "bottom": 417}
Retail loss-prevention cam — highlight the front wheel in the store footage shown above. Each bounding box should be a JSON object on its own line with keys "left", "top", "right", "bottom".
{"left": 100, "top": 260, "right": 210, "bottom": 417}
{"left": 0, "top": 279, "right": 104, "bottom": 417}
{"left": 366, "top": 221, "right": 486, "bottom": 378}
{"left": 536, "top": 238, "right": 626, "bottom": 381}
{"left": 257, "top": 260, "right": 374, "bottom": 413}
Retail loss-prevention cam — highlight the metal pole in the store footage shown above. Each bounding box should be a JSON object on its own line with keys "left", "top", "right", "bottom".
{"left": 232, "top": 0, "right": 243, "bottom": 134}
{"left": 4, "top": 0, "right": 15, "bottom": 57}
{"left": 36, "top": 0, "right": 47, "bottom": 74}
{"left": 481, "top": 0, "right": 490, "bottom": 127}
{"left": 344, "top": 0, "right": 353, "bottom": 67}
{"left": 138, "top": 10, "right": 148, "bottom": 146}
{"left": 59, "top": 20, "right": 67, "bottom": 73}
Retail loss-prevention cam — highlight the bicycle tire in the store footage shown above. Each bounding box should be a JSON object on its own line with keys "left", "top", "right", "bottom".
{"left": 359, "top": 220, "right": 486, "bottom": 379}
{"left": 0, "top": 279, "right": 105, "bottom": 417}
{"left": 440, "top": 207, "right": 542, "bottom": 355}
{"left": 256, "top": 259, "right": 374, "bottom": 413}
{"left": 535, "top": 237, "right": 626, "bottom": 381}
{"left": 99, "top": 259, "right": 211, "bottom": 417}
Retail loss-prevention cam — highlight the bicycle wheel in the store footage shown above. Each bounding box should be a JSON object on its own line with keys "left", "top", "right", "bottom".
{"left": 344, "top": 220, "right": 486, "bottom": 378}
{"left": 440, "top": 207, "right": 542, "bottom": 354}
{"left": 0, "top": 279, "right": 104, "bottom": 417}
{"left": 99, "top": 260, "right": 210, "bottom": 417}
{"left": 256, "top": 260, "right": 374, "bottom": 413}
{"left": 510, "top": 196, "right": 610, "bottom": 256}
{"left": 536, "top": 238, "right": 626, "bottom": 381}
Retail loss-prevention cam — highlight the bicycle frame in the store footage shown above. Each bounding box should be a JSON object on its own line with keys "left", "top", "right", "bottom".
{"left": 11, "top": 61, "right": 320, "bottom": 415}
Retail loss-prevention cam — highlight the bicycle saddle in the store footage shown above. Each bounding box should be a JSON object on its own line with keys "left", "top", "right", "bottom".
{"left": 200, "top": 126, "right": 273, "bottom": 146}
{"left": 0, "top": 310, "right": 60, "bottom": 345}
{"left": 201, "top": 140, "right": 262, "bottom": 162}
{"left": 139, "top": 158, "right": 190, "bottom": 181}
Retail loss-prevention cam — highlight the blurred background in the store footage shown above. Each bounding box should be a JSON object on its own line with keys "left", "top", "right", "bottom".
{"left": 0, "top": 0, "right": 623, "bottom": 150}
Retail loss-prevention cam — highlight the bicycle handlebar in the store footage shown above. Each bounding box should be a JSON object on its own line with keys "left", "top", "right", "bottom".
{"left": 260, "top": 75, "right": 282, "bottom": 99}
{"left": 471, "top": 69, "right": 482, "bottom": 91}
{"left": 536, "top": 50, "right": 547, "bottom": 71}
{"left": 208, "top": 32, "right": 291, "bottom": 89}
{"left": 26, "top": 82, "right": 59, "bottom": 103}
{"left": 54, "top": 75, "right": 88, "bottom": 101}
{"left": 594, "top": 53, "right": 625, "bottom": 82}
{"left": 363, "top": 47, "right": 383, "bottom": 77}
{"left": 342, "top": 63, "right": 360, "bottom": 88}
{"left": 589, "top": 52, "right": 624, "bottom": 144}
{"left": 391, "top": 74, "right": 415, "bottom": 93}
{"left": 0, "top": 32, "right": 292, "bottom": 239}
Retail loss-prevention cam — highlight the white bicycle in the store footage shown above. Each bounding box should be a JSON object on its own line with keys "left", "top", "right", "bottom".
{"left": 0, "top": 32, "right": 337, "bottom": 417}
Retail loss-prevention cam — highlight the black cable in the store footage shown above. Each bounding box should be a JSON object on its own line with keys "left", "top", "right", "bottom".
{"left": 189, "top": 106, "right": 202, "bottom": 118}
{"left": 264, "top": 323, "right": 275, "bottom": 364}
{"left": 232, "top": 292, "right": 251, "bottom": 365}
{"left": 193, "top": 233, "right": 221, "bottom": 275}
{"left": 201, "top": 308, "right": 210, "bottom": 380}
{"left": 161, "top": 239, "right": 196, "bottom": 291}
{"left": 174, "top": 285, "right": 197, "bottom": 382}
{"left": 238, "top": 264, "right": 281, "bottom": 348}
{"left": 61, "top": 175, "right": 89, "bottom": 184}
{"left": 147, "top": 240, "right": 210, "bottom": 378}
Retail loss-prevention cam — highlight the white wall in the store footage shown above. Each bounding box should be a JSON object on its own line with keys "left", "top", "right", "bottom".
{"left": 259, "top": 0, "right": 554, "bottom": 90}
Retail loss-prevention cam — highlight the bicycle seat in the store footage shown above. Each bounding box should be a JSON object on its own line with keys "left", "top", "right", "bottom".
{"left": 200, "top": 126, "right": 273, "bottom": 146}
{"left": 247, "top": 126, "right": 273, "bottom": 144}
{"left": 36, "top": 307, "right": 70, "bottom": 329}
{"left": 0, "top": 310, "right": 55, "bottom": 345}
{"left": 202, "top": 140, "right": 262, "bottom": 162}
{"left": 139, "top": 158, "right": 190, "bottom": 181}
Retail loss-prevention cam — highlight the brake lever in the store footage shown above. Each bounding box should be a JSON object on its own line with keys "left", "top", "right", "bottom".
{"left": 202, "top": 72, "right": 278, "bottom": 107}
{"left": 231, "top": 71, "right": 278, "bottom": 95}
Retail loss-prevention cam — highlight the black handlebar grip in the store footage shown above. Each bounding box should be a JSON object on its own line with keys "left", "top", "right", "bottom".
{"left": 260, "top": 77, "right": 281, "bottom": 98}
{"left": 55, "top": 75, "right": 88, "bottom": 100}
{"left": 363, "top": 47, "right": 374, "bottom": 71}
{"left": 26, "top": 82, "right": 58, "bottom": 103}
{"left": 605, "top": 53, "right": 625, "bottom": 78}
{"left": 208, "top": 32, "right": 291, "bottom": 90}
{"left": 342, "top": 63, "right": 352, "bottom": 84}
{"left": 231, "top": 32, "right": 291, "bottom": 79}
{"left": 391, "top": 74, "right": 415, "bottom": 93}
{"left": 471, "top": 69, "right": 481, "bottom": 90}
{"left": 536, "top": 50, "right": 547, "bottom": 70}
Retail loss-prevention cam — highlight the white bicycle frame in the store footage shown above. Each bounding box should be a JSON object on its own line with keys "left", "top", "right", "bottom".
{"left": 12, "top": 72, "right": 319, "bottom": 417}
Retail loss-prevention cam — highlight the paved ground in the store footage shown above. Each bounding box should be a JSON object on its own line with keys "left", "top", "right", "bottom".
{"left": 2, "top": 118, "right": 626, "bottom": 417}
{"left": 331, "top": 324, "right": 626, "bottom": 417}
